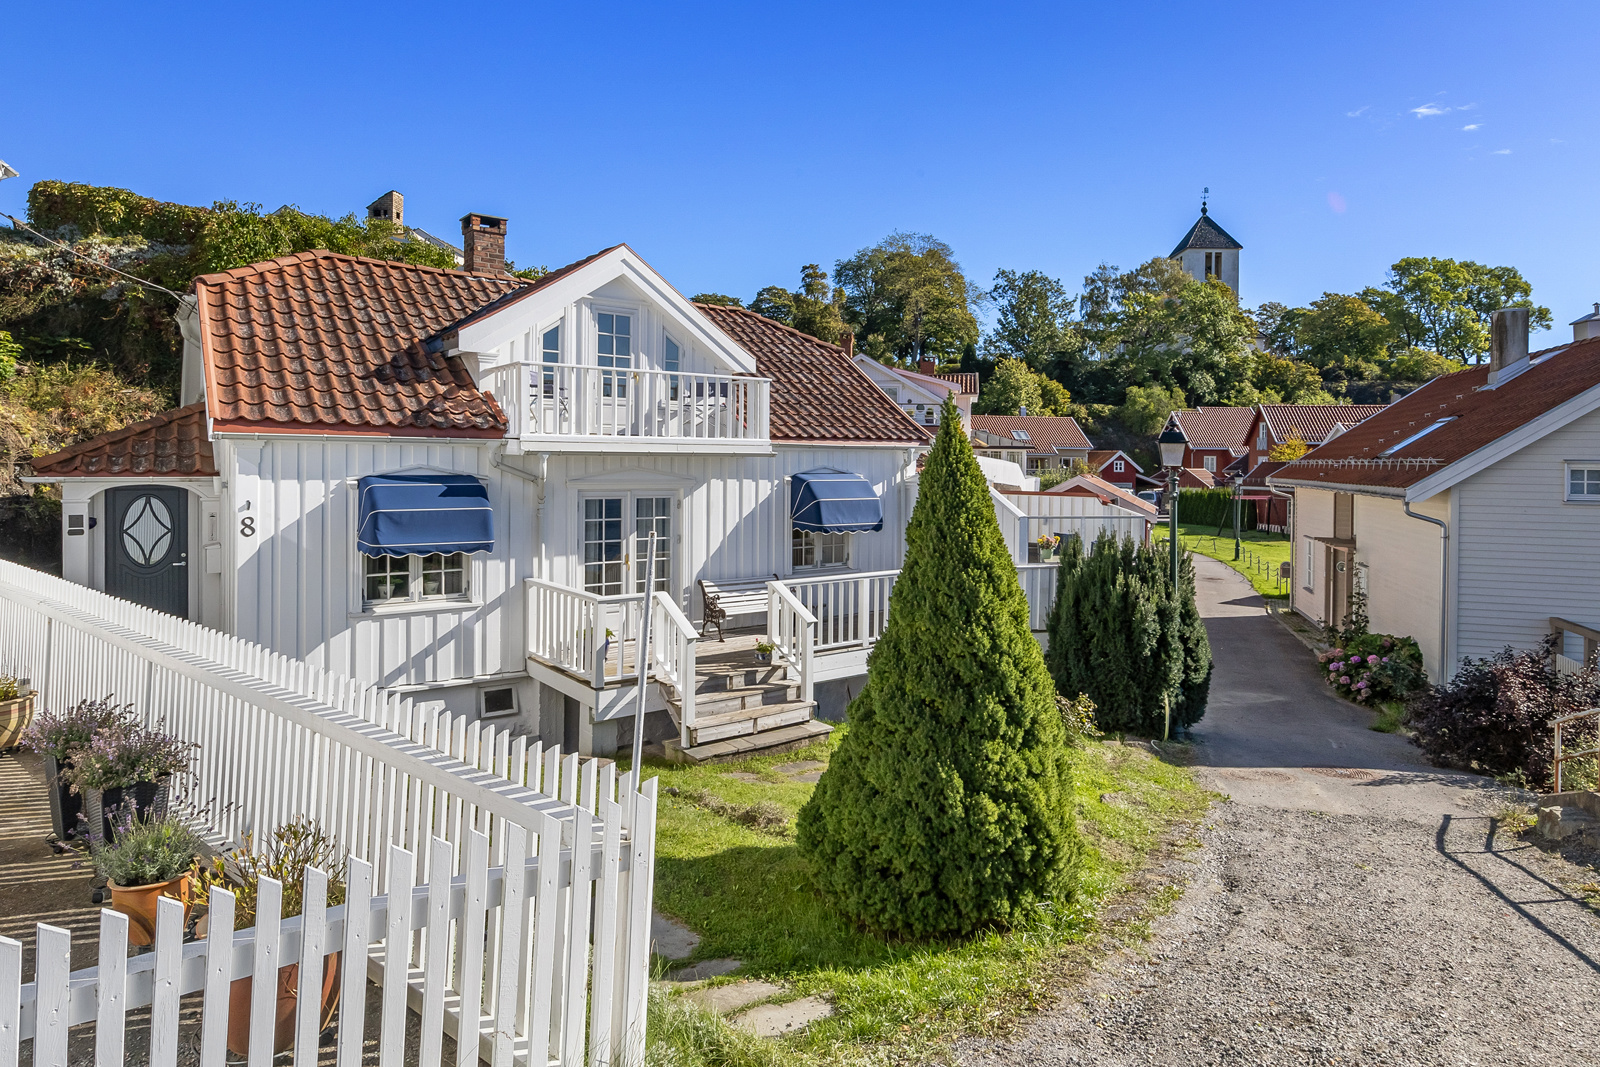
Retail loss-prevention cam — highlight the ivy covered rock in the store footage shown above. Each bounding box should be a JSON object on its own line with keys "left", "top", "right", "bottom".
{"left": 796, "top": 397, "right": 1080, "bottom": 939}
{"left": 1046, "top": 533, "right": 1211, "bottom": 734}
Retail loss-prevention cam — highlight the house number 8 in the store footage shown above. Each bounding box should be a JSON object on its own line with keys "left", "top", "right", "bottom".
{"left": 241, "top": 516, "right": 256, "bottom": 537}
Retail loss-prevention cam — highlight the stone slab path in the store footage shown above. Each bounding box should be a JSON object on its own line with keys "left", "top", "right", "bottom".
{"left": 960, "top": 555, "right": 1600, "bottom": 1067}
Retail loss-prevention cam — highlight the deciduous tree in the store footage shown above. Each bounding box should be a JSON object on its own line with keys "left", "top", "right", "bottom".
{"left": 835, "top": 233, "right": 980, "bottom": 365}
{"left": 981, "top": 269, "right": 1075, "bottom": 372}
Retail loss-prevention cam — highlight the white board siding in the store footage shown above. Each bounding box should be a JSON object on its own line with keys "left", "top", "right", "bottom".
{"left": 1452, "top": 407, "right": 1600, "bottom": 664}
{"left": 1290, "top": 488, "right": 1334, "bottom": 624}
{"left": 1350, "top": 493, "right": 1446, "bottom": 677}
{"left": 221, "top": 435, "right": 913, "bottom": 691}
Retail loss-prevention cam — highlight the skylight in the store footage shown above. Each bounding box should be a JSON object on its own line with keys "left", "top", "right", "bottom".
{"left": 1379, "top": 417, "right": 1455, "bottom": 457}
{"left": 1010, "top": 429, "right": 1031, "bottom": 442}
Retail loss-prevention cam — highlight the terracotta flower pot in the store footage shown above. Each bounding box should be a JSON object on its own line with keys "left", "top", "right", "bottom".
{"left": 109, "top": 872, "right": 192, "bottom": 948}
{"left": 0, "top": 693, "right": 33, "bottom": 750}
{"left": 225, "top": 951, "right": 342, "bottom": 1057}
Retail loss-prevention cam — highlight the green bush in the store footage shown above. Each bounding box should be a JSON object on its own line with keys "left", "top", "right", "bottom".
{"left": 796, "top": 397, "right": 1080, "bottom": 938}
{"left": 91, "top": 815, "right": 203, "bottom": 887}
{"left": 28, "top": 180, "right": 211, "bottom": 244}
{"left": 1046, "top": 533, "right": 1211, "bottom": 734}
{"left": 1175, "top": 487, "right": 1256, "bottom": 530}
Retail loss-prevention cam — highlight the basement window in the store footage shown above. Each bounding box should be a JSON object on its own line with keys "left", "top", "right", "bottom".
{"left": 481, "top": 687, "right": 518, "bottom": 719}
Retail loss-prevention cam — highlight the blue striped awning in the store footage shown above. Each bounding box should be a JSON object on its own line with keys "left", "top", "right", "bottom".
{"left": 357, "top": 474, "right": 494, "bottom": 557}
{"left": 790, "top": 469, "right": 884, "bottom": 533}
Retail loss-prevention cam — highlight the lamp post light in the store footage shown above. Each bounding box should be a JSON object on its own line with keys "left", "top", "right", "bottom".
{"left": 1232, "top": 472, "right": 1245, "bottom": 561}
{"left": 1157, "top": 426, "right": 1188, "bottom": 590}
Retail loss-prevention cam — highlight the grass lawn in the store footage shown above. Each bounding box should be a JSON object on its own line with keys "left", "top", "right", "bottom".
{"left": 1154, "top": 521, "right": 1293, "bottom": 600}
{"left": 633, "top": 726, "right": 1212, "bottom": 1065}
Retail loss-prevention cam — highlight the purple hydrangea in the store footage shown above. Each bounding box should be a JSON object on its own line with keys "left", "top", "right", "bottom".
{"left": 1340, "top": 676, "right": 1351, "bottom": 685}
{"left": 1381, "top": 656, "right": 1389, "bottom": 663}
{"left": 1357, "top": 680, "right": 1369, "bottom": 689}
{"left": 1329, "top": 662, "right": 1340, "bottom": 671}
{"left": 1368, "top": 655, "right": 1380, "bottom": 665}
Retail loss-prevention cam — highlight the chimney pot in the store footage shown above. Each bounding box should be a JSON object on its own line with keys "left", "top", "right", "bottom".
{"left": 460, "top": 212, "right": 508, "bottom": 274}
{"left": 367, "top": 190, "right": 403, "bottom": 226}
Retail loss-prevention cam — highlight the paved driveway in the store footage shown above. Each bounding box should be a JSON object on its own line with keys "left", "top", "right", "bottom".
{"left": 961, "top": 555, "right": 1600, "bottom": 1066}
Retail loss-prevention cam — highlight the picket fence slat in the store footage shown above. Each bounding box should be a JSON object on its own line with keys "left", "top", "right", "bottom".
{"left": 379, "top": 846, "right": 414, "bottom": 1066}
{"left": 36, "top": 923, "right": 71, "bottom": 1067}
{"left": 97, "top": 909, "right": 129, "bottom": 1067}
{"left": 151, "top": 896, "right": 184, "bottom": 1067}
{"left": 294, "top": 867, "right": 328, "bottom": 1067}
{"left": 456, "top": 830, "right": 490, "bottom": 1067}
{"left": 419, "top": 837, "right": 453, "bottom": 1067}
{"left": 336, "top": 860, "right": 372, "bottom": 1067}
{"left": 200, "top": 889, "right": 236, "bottom": 1067}
{"left": 249, "top": 878, "right": 283, "bottom": 1067}
{"left": 0, "top": 934, "right": 19, "bottom": 1067}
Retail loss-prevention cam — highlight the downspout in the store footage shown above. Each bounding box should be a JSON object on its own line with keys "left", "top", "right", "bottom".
{"left": 1403, "top": 501, "right": 1448, "bottom": 683}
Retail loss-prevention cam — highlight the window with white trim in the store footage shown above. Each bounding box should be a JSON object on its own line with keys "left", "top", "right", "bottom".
{"left": 1566, "top": 464, "right": 1600, "bottom": 501}
{"left": 1203, "top": 455, "right": 1217, "bottom": 472}
{"left": 541, "top": 325, "right": 560, "bottom": 397}
{"left": 1258, "top": 423, "right": 1268, "bottom": 448}
{"left": 1303, "top": 537, "right": 1314, "bottom": 590}
{"left": 481, "top": 687, "right": 518, "bottom": 719}
{"left": 663, "top": 334, "right": 681, "bottom": 400}
{"left": 1113, "top": 459, "right": 1125, "bottom": 473}
{"left": 364, "top": 552, "right": 468, "bottom": 604}
{"left": 597, "top": 312, "right": 631, "bottom": 398}
{"left": 793, "top": 529, "right": 848, "bottom": 569}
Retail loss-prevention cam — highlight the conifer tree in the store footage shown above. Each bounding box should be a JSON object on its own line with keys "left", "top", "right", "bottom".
{"left": 796, "top": 397, "right": 1080, "bottom": 938}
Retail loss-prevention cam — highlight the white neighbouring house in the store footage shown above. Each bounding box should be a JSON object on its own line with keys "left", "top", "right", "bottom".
{"left": 28, "top": 229, "right": 1137, "bottom": 761}
{"left": 1268, "top": 308, "right": 1600, "bottom": 682}
{"left": 849, "top": 354, "right": 978, "bottom": 433}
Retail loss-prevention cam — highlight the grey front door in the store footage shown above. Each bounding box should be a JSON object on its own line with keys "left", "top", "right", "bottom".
{"left": 106, "top": 486, "right": 189, "bottom": 617}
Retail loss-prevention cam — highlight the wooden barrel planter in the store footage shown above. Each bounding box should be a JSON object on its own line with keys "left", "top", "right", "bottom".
{"left": 0, "top": 691, "right": 33, "bottom": 750}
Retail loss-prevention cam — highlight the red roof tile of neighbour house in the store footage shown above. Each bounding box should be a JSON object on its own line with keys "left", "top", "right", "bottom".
{"left": 1178, "top": 467, "right": 1219, "bottom": 489}
{"left": 934, "top": 371, "right": 979, "bottom": 395}
{"left": 1170, "top": 406, "right": 1255, "bottom": 453}
{"left": 30, "top": 403, "right": 217, "bottom": 478}
{"left": 195, "top": 250, "right": 528, "bottom": 436}
{"left": 1239, "top": 460, "right": 1289, "bottom": 490}
{"left": 694, "top": 304, "right": 931, "bottom": 444}
{"left": 1088, "top": 449, "right": 1144, "bottom": 473}
{"left": 970, "top": 415, "right": 1092, "bottom": 453}
{"left": 1044, "top": 474, "right": 1158, "bottom": 518}
{"left": 1258, "top": 403, "right": 1388, "bottom": 446}
{"left": 1269, "top": 338, "right": 1600, "bottom": 493}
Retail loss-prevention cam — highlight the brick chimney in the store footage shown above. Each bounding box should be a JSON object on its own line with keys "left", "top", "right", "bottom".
{"left": 918, "top": 358, "right": 937, "bottom": 377}
{"left": 367, "top": 190, "right": 403, "bottom": 226}
{"left": 837, "top": 329, "right": 855, "bottom": 357}
{"left": 1487, "top": 306, "right": 1530, "bottom": 388}
{"left": 460, "top": 213, "right": 508, "bottom": 274}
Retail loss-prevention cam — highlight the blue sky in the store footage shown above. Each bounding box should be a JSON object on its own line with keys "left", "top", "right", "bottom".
{"left": 4, "top": 1, "right": 1598, "bottom": 349}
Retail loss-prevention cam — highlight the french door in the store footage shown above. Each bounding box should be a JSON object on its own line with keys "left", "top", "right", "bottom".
{"left": 582, "top": 494, "right": 673, "bottom": 597}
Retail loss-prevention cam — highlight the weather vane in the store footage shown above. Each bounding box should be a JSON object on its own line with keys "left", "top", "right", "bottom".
{"left": 1201, "top": 186, "right": 1209, "bottom": 215}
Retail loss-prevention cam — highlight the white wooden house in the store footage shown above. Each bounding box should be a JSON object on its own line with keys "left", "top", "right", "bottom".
{"left": 28, "top": 227, "right": 1136, "bottom": 760}
{"left": 1268, "top": 308, "right": 1600, "bottom": 681}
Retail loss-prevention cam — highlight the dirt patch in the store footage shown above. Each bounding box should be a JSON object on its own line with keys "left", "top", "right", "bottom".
{"left": 668, "top": 787, "right": 792, "bottom": 835}
{"left": 1301, "top": 766, "right": 1379, "bottom": 781}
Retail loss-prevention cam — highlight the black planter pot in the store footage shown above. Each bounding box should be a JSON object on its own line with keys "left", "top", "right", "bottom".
{"left": 43, "top": 754, "right": 82, "bottom": 841}
{"left": 86, "top": 778, "right": 170, "bottom": 847}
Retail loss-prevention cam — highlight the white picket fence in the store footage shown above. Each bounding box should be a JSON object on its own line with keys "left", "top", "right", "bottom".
{"left": 0, "top": 558, "right": 657, "bottom": 1065}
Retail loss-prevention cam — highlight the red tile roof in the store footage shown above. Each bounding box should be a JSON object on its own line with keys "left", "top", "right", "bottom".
{"left": 1044, "top": 474, "right": 1158, "bottom": 517}
{"left": 1171, "top": 406, "right": 1255, "bottom": 452}
{"left": 1259, "top": 403, "right": 1388, "bottom": 445}
{"left": 1270, "top": 338, "right": 1600, "bottom": 493}
{"left": 971, "top": 414, "right": 1092, "bottom": 454}
{"left": 934, "top": 371, "right": 979, "bottom": 395}
{"left": 695, "top": 304, "right": 931, "bottom": 444}
{"left": 196, "top": 250, "right": 526, "bottom": 436}
{"left": 30, "top": 403, "right": 217, "bottom": 478}
{"left": 1240, "top": 460, "right": 1290, "bottom": 490}
{"left": 1087, "top": 449, "right": 1144, "bottom": 473}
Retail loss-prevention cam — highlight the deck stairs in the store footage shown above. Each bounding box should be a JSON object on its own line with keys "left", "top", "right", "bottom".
{"left": 660, "top": 631, "right": 831, "bottom": 763}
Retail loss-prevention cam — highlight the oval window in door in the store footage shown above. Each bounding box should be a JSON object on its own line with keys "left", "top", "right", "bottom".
{"left": 122, "top": 494, "right": 173, "bottom": 565}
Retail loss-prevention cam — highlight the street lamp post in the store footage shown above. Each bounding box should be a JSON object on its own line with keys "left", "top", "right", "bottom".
{"left": 1232, "top": 472, "right": 1245, "bottom": 560}
{"left": 1157, "top": 426, "right": 1188, "bottom": 591}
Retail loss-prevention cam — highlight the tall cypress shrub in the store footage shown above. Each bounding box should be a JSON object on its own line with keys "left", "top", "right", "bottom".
{"left": 1046, "top": 532, "right": 1207, "bottom": 734}
{"left": 796, "top": 398, "right": 1080, "bottom": 939}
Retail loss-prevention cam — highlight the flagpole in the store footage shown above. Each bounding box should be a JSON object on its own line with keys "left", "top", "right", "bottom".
{"left": 630, "top": 530, "right": 658, "bottom": 773}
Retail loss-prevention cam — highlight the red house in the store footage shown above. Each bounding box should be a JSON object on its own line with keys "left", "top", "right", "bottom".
{"left": 1164, "top": 406, "right": 1255, "bottom": 475}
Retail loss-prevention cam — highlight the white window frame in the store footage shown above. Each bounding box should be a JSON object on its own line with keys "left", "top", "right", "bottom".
{"left": 1565, "top": 462, "right": 1600, "bottom": 503}
{"left": 345, "top": 470, "right": 486, "bottom": 617}
{"left": 1303, "top": 536, "right": 1315, "bottom": 590}
{"left": 1113, "top": 459, "right": 1125, "bottom": 473}
{"left": 361, "top": 551, "right": 472, "bottom": 609}
{"left": 480, "top": 686, "right": 519, "bottom": 720}
{"left": 1203, "top": 455, "right": 1217, "bottom": 472}
{"left": 792, "top": 528, "right": 850, "bottom": 571}
{"left": 578, "top": 490, "right": 679, "bottom": 598}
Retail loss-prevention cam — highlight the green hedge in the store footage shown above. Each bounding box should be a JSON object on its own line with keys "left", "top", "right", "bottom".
{"left": 28, "top": 181, "right": 211, "bottom": 244}
{"left": 1175, "top": 487, "right": 1256, "bottom": 531}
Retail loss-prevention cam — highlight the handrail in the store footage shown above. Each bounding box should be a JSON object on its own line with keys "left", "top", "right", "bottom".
{"left": 524, "top": 577, "right": 646, "bottom": 687}
{"left": 651, "top": 591, "right": 699, "bottom": 747}
{"left": 766, "top": 581, "right": 817, "bottom": 704}
{"left": 1553, "top": 707, "right": 1600, "bottom": 793}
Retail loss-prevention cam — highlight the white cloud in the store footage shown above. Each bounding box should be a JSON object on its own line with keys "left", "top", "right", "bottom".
{"left": 1411, "top": 103, "right": 1449, "bottom": 117}
{"left": 1346, "top": 106, "right": 1370, "bottom": 118}
{"left": 1492, "top": 148, "right": 1512, "bottom": 155}
{"left": 1458, "top": 102, "right": 1478, "bottom": 110}
{"left": 1461, "top": 123, "right": 1481, "bottom": 131}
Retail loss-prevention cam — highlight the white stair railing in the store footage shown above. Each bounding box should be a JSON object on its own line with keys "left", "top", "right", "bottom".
{"left": 525, "top": 577, "right": 647, "bottom": 687}
{"left": 650, "top": 591, "right": 699, "bottom": 748}
{"left": 777, "top": 569, "right": 899, "bottom": 651}
{"left": 766, "top": 581, "right": 817, "bottom": 705}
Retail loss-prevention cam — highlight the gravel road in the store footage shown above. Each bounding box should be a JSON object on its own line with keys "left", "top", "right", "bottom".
{"left": 960, "top": 555, "right": 1600, "bottom": 1067}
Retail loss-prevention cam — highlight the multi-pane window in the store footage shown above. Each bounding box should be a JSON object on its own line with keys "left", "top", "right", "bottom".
{"left": 541, "top": 325, "right": 560, "bottom": 397}
{"left": 583, "top": 498, "right": 625, "bottom": 595}
{"left": 1203, "top": 455, "right": 1217, "bottom": 472}
{"left": 635, "top": 496, "right": 672, "bottom": 592}
{"left": 1113, "top": 459, "right": 1125, "bottom": 473}
{"left": 364, "top": 552, "right": 467, "bottom": 604}
{"left": 663, "top": 335, "right": 681, "bottom": 400}
{"left": 597, "top": 313, "right": 631, "bottom": 398}
{"left": 792, "top": 529, "right": 848, "bottom": 569}
{"left": 1568, "top": 465, "right": 1600, "bottom": 500}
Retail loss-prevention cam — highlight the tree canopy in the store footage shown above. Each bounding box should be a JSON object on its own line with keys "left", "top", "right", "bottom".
{"left": 747, "top": 264, "right": 848, "bottom": 346}
{"left": 981, "top": 269, "right": 1075, "bottom": 372}
{"left": 834, "top": 233, "right": 980, "bottom": 365}
{"left": 974, "top": 358, "right": 1073, "bottom": 417}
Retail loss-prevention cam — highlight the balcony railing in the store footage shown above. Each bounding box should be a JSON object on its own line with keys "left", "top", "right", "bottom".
{"left": 481, "top": 362, "right": 770, "bottom": 447}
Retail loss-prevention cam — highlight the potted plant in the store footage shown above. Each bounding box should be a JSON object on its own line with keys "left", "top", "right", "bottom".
{"left": 1036, "top": 534, "right": 1060, "bottom": 561}
{"left": 0, "top": 676, "right": 34, "bottom": 750}
{"left": 64, "top": 717, "right": 195, "bottom": 847}
{"left": 91, "top": 814, "right": 203, "bottom": 947}
{"left": 20, "top": 697, "right": 133, "bottom": 842}
{"left": 193, "top": 817, "right": 347, "bottom": 1057}
{"left": 755, "top": 641, "right": 775, "bottom": 664}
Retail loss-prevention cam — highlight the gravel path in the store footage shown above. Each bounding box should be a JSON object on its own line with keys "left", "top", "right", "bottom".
{"left": 960, "top": 556, "right": 1600, "bottom": 1067}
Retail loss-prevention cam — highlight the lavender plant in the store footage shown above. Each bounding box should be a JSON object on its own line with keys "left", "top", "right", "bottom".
{"left": 21, "top": 696, "right": 134, "bottom": 762}
{"left": 91, "top": 814, "right": 204, "bottom": 887}
{"left": 63, "top": 717, "right": 195, "bottom": 792}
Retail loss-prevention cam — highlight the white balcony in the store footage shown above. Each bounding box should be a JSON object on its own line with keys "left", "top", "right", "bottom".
{"left": 481, "top": 362, "right": 771, "bottom": 454}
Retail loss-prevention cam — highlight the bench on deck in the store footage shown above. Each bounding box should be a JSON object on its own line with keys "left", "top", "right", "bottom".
{"left": 698, "top": 576, "right": 776, "bottom": 641}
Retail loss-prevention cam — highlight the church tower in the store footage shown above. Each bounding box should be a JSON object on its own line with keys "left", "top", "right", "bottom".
{"left": 1171, "top": 191, "right": 1242, "bottom": 294}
